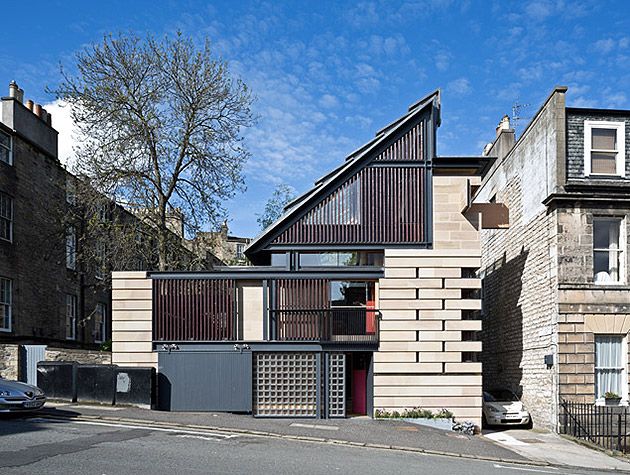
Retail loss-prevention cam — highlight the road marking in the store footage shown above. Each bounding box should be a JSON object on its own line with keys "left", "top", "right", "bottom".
{"left": 28, "top": 418, "right": 239, "bottom": 439}
{"left": 176, "top": 434, "right": 227, "bottom": 442}
{"left": 290, "top": 423, "right": 339, "bottom": 431}
{"left": 484, "top": 432, "right": 529, "bottom": 446}
{"left": 493, "top": 464, "right": 560, "bottom": 474}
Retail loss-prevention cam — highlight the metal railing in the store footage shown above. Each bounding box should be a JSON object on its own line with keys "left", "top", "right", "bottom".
{"left": 560, "top": 400, "right": 630, "bottom": 453}
{"left": 270, "top": 307, "right": 380, "bottom": 344}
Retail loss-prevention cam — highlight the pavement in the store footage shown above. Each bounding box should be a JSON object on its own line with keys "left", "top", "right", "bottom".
{"left": 484, "top": 428, "right": 630, "bottom": 472}
{"left": 26, "top": 402, "right": 630, "bottom": 472}
{"left": 0, "top": 416, "right": 610, "bottom": 475}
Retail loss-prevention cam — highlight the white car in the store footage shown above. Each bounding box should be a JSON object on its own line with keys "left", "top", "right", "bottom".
{"left": 483, "top": 389, "right": 531, "bottom": 427}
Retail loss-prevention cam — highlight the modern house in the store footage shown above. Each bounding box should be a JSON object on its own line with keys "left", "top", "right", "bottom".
{"left": 478, "top": 86, "right": 630, "bottom": 430}
{"left": 112, "top": 90, "right": 506, "bottom": 423}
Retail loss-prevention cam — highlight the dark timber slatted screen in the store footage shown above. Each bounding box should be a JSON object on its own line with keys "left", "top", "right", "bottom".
{"left": 275, "top": 279, "right": 328, "bottom": 340}
{"left": 373, "top": 123, "right": 423, "bottom": 161}
{"left": 272, "top": 166, "right": 426, "bottom": 245}
{"left": 154, "top": 279, "right": 236, "bottom": 341}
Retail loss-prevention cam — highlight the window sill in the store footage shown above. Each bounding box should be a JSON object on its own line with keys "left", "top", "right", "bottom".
{"left": 559, "top": 283, "right": 629, "bottom": 290}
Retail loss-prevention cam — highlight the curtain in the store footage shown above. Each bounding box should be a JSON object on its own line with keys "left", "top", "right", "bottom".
{"left": 609, "top": 222, "right": 620, "bottom": 282}
{"left": 595, "top": 336, "right": 623, "bottom": 398}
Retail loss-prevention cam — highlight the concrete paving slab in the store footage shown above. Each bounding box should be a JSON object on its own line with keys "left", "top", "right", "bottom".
{"left": 484, "top": 428, "right": 630, "bottom": 471}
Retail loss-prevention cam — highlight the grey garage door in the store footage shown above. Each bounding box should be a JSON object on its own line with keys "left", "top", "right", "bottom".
{"left": 158, "top": 351, "right": 252, "bottom": 412}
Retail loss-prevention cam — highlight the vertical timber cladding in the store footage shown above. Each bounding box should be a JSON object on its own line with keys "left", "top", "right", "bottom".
{"left": 274, "top": 279, "right": 329, "bottom": 340}
{"left": 254, "top": 352, "right": 318, "bottom": 417}
{"left": 271, "top": 122, "right": 428, "bottom": 246}
{"left": 375, "top": 176, "right": 484, "bottom": 425}
{"left": 153, "top": 278, "right": 237, "bottom": 341}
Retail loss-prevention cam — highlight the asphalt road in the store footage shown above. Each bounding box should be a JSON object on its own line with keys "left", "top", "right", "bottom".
{"left": 0, "top": 416, "right": 613, "bottom": 475}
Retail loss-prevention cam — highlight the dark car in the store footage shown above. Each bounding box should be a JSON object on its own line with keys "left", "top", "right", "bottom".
{"left": 0, "top": 378, "right": 47, "bottom": 412}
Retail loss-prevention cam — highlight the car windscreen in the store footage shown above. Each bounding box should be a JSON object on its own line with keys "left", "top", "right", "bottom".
{"left": 487, "top": 390, "right": 519, "bottom": 401}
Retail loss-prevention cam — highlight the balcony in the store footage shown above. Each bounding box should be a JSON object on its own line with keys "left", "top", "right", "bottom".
{"left": 270, "top": 307, "right": 380, "bottom": 345}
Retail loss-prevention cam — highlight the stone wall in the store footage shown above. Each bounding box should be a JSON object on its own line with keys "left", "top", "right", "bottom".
{"left": 111, "top": 272, "right": 156, "bottom": 368}
{"left": 0, "top": 343, "right": 111, "bottom": 382}
{"left": 0, "top": 343, "right": 19, "bottom": 379}
{"left": 477, "top": 89, "right": 566, "bottom": 430}
{"left": 374, "top": 176, "right": 483, "bottom": 426}
{"left": 45, "top": 347, "right": 111, "bottom": 365}
{"left": 0, "top": 101, "right": 111, "bottom": 346}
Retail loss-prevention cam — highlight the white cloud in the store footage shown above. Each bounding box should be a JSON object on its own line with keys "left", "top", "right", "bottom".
{"left": 43, "top": 99, "right": 77, "bottom": 169}
{"left": 593, "top": 38, "right": 616, "bottom": 54}
{"left": 447, "top": 78, "right": 471, "bottom": 96}
{"left": 319, "top": 94, "right": 339, "bottom": 109}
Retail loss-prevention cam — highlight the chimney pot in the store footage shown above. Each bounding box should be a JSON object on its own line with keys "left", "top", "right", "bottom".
{"left": 26, "top": 99, "right": 33, "bottom": 111}
{"left": 40, "top": 108, "right": 48, "bottom": 122}
{"left": 15, "top": 88, "right": 24, "bottom": 103}
{"left": 34, "top": 103, "right": 42, "bottom": 117}
{"left": 496, "top": 114, "right": 510, "bottom": 137}
{"left": 46, "top": 112, "right": 52, "bottom": 126}
{"left": 8, "top": 81, "right": 18, "bottom": 98}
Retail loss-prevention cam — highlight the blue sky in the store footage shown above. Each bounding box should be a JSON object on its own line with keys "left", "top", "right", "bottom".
{"left": 2, "top": 0, "right": 630, "bottom": 237}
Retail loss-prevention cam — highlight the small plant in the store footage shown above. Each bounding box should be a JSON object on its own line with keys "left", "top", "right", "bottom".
{"left": 605, "top": 392, "right": 620, "bottom": 399}
{"left": 375, "top": 407, "right": 453, "bottom": 419}
{"left": 99, "top": 339, "right": 112, "bottom": 351}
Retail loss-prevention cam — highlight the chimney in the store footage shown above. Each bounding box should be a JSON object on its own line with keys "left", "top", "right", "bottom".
{"left": 46, "top": 112, "right": 52, "bottom": 126}
{"left": 496, "top": 115, "right": 510, "bottom": 137}
{"left": 33, "top": 103, "right": 42, "bottom": 118}
{"left": 26, "top": 99, "right": 33, "bottom": 111}
{"left": 40, "top": 108, "right": 48, "bottom": 123}
{"left": 8, "top": 81, "right": 18, "bottom": 99}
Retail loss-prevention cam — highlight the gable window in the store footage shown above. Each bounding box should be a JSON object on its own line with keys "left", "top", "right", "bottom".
{"left": 66, "top": 294, "right": 77, "bottom": 340}
{"left": 0, "top": 130, "right": 11, "bottom": 165}
{"left": 584, "top": 120, "right": 626, "bottom": 177}
{"left": 0, "top": 192, "right": 13, "bottom": 242}
{"left": 593, "top": 217, "right": 623, "bottom": 284}
{"left": 0, "top": 277, "right": 11, "bottom": 332}
{"left": 307, "top": 178, "right": 361, "bottom": 225}
{"left": 595, "top": 335, "right": 626, "bottom": 400}
{"left": 66, "top": 227, "right": 77, "bottom": 270}
{"left": 235, "top": 243, "right": 245, "bottom": 259}
{"left": 94, "top": 303, "right": 106, "bottom": 343}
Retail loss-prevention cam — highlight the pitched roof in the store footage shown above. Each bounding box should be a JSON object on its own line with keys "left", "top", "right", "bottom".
{"left": 245, "top": 90, "right": 440, "bottom": 258}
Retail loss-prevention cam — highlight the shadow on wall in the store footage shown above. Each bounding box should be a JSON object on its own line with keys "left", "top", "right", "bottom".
{"left": 480, "top": 248, "right": 528, "bottom": 416}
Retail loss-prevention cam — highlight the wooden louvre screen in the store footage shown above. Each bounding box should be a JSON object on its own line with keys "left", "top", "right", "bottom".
{"left": 272, "top": 166, "right": 426, "bottom": 245}
{"left": 153, "top": 279, "right": 236, "bottom": 341}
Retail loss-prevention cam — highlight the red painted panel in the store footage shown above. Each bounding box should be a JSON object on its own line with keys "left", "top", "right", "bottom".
{"left": 352, "top": 369, "right": 367, "bottom": 415}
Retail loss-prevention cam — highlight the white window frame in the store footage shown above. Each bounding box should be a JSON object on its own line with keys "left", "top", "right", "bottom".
{"left": 595, "top": 334, "right": 628, "bottom": 404}
{"left": 66, "top": 294, "right": 77, "bottom": 340}
{"left": 235, "top": 243, "right": 245, "bottom": 259}
{"left": 0, "top": 129, "right": 12, "bottom": 166}
{"left": 0, "top": 192, "right": 13, "bottom": 242}
{"left": 66, "top": 227, "right": 77, "bottom": 270}
{"left": 593, "top": 216, "right": 625, "bottom": 285}
{"left": 584, "top": 120, "right": 626, "bottom": 177}
{"left": 94, "top": 302, "right": 106, "bottom": 343}
{"left": 0, "top": 277, "right": 12, "bottom": 332}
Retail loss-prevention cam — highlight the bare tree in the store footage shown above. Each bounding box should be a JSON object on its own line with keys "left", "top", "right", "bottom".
{"left": 257, "top": 184, "right": 296, "bottom": 230}
{"left": 55, "top": 32, "right": 254, "bottom": 270}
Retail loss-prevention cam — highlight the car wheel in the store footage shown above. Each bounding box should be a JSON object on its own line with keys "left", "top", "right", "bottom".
{"left": 523, "top": 418, "right": 533, "bottom": 430}
{"left": 482, "top": 413, "right": 490, "bottom": 429}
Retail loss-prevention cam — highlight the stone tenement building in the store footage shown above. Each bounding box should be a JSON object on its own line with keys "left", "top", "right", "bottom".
{"left": 0, "top": 82, "right": 112, "bottom": 349}
{"left": 477, "top": 86, "right": 630, "bottom": 430}
{"left": 0, "top": 81, "right": 217, "bottom": 378}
